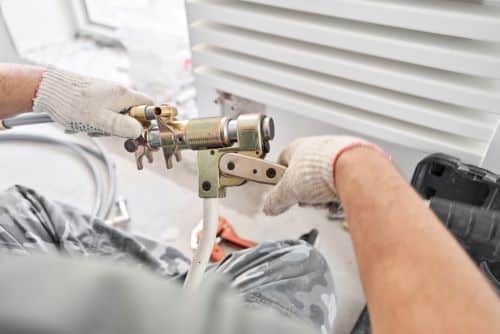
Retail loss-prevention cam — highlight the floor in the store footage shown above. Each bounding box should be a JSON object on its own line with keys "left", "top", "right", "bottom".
{"left": 0, "top": 123, "right": 365, "bottom": 334}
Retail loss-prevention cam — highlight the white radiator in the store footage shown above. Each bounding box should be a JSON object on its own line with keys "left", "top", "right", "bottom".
{"left": 186, "top": 0, "right": 500, "bottom": 164}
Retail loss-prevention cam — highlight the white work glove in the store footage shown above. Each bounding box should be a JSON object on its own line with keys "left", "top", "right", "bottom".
{"left": 263, "top": 136, "right": 385, "bottom": 216}
{"left": 33, "top": 68, "right": 153, "bottom": 138}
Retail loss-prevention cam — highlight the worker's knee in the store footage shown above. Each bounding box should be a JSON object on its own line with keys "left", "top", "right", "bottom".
{"left": 216, "top": 240, "right": 333, "bottom": 287}
{"left": 214, "top": 240, "right": 336, "bottom": 332}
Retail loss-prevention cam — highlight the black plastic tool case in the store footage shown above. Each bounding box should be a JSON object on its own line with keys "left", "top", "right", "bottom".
{"left": 411, "top": 153, "right": 500, "bottom": 210}
{"left": 411, "top": 153, "right": 500, "bottom": 286}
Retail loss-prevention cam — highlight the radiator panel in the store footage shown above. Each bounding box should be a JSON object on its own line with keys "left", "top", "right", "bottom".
{"left": 240, "top": 0, "right": 500, "bottom": 42}
{"left": 187, "top": 0, "right": 500, "bottom": 163}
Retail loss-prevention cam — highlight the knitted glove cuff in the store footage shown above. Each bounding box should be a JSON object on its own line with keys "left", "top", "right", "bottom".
{"left": 33, "top": 68, "right": 88, "bottom": 129}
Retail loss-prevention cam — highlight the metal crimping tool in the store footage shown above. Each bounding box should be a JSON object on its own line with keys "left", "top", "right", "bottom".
{"left": 122, "top": 105, "right": 286, "bottom": 198}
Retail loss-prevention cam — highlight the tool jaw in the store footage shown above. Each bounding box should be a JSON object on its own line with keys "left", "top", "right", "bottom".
{"left": 199, "top": 113, "right": 263, "bottom": 198}
{"left": 123, "top": 105, "right": 283, "bottom": 198}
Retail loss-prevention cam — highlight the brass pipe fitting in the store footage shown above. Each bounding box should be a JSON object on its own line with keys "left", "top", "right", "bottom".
{"left": 126, "top": 104, "right": 177, "bottom": 126}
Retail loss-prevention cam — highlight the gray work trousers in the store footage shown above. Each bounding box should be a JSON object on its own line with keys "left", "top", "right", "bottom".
{"left": 0, "top": 185, "right": 336, "bottom": 334}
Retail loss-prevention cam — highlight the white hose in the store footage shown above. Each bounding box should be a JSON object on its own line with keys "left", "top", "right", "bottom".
{"left": 183, "top": 198, "right": 218, "bottom": 290}
{"left": 0, "top": 133, "right": 117, "bottom": 221}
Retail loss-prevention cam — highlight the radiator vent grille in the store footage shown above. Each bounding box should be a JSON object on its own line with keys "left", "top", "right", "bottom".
{"left": 187, "top": 0, "right": 500, "bottom": 162}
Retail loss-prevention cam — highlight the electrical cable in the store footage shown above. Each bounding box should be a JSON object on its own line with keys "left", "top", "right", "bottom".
{"left": 91, "top": 138, "right": 117, "bottom": 219}
{"left": 1, "top": 112, "right": 117, "bottom": 219}
{"left": 2, "top": 113, "right": 53, "bottom": 128}
{"left": 0, "top": 133, "right": 116, "bottom": 220}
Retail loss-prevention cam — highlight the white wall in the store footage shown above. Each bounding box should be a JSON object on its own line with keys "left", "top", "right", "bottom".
{"left": 0, "top": 0, "right": 20, "bottom": 62}
{"left": 1, "top": 0, "right": 76, "bottom": 55}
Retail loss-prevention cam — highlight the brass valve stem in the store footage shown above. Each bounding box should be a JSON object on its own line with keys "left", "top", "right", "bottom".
{"left": 126, "top": 105, "right": 177, "bottom": 126}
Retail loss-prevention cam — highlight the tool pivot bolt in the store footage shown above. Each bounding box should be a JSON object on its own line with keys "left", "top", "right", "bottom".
{"left": 202, "top": 181, "right": 212, "bottom": 191}
{"left": 266, "top": 168, "right": 277, "bottom": 179}
{"left": 124, "top": 139, "right": 138, "bottom": 153}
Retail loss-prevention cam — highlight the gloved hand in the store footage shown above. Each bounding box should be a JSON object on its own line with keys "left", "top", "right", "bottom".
{"left": 263, "top": 136, "right": 385, "bottom": 216}
{"left": 33, "top": 68, "right": 153, "bottom": 138}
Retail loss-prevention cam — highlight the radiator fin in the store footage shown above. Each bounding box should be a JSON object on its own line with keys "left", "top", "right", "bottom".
{"left": 187, "top": 0, "right": 500, "bottom": 163}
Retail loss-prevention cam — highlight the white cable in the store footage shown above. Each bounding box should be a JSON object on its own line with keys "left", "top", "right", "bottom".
{"left": 0, "top": 113, "right": 117, "bottom": 220}
{"left": 184, "top": 198, "right": 219, "bottom": 290}
{"left": 0, "top": 133, "right": 116, "bottom": 220}
{"left": 2, "top": 113, "right": 117, "bottom": 219}
{"left": 91, "top": 138, "right": 117, "bottom": 219}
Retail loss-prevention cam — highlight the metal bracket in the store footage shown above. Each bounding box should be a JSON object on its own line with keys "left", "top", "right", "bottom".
{"left": 215, "top": 92, "right": 266, "bottom": 118}
{"left": 196, "top": 113, "right": 279, "bottom": 198}
{"left": 219, "top": 153, "right": 286, "bottom": 185}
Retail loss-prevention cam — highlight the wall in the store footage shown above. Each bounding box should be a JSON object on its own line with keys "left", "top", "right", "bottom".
{"left": 0, "top": 0, "right": 20, "bottom": 62}
{"left": 1, "top": 0, "right": 76, "bottom": 55}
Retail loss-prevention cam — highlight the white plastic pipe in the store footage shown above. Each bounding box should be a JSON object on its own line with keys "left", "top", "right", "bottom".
{"left": 183, "top": 198, "right": 219, "bottom": 290}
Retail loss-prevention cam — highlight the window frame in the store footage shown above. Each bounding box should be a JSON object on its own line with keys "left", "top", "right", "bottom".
{"left": 69, "top": 0, "right": 119, "bottom": 44}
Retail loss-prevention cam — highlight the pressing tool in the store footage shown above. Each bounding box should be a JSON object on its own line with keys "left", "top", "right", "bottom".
{"left": 122, "top": 104, "right": 286, "bottom": 290}
{"left": 121, "top": 104, "right": 286, "bottom": 198}
{"left": 191, "top": 217, "right": 257, "bottom": 262}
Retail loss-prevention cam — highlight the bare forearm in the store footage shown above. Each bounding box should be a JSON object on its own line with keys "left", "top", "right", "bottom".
{"left": 336, "top": 147, "right": 500, "bottom": 334}
{"left": 0, "top": 64, "right": 45, "bottom": 118}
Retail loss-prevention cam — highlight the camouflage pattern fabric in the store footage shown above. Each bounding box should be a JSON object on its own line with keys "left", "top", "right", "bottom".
{"left": 0, "top": 185, "right": 336, "bottom": 334}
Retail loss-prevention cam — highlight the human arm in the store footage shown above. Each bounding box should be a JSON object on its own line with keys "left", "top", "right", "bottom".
{"left": 336, "top": 146, "right": 500, "bottom": 333}
{"left": 0, "top": 63, "right": 152, "bottom": 138}
{"left": 0, "top": 63, "right": 44, "bottom": 118}
{"left": 264, "top": 136, "right": 500, "bottom": 334}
